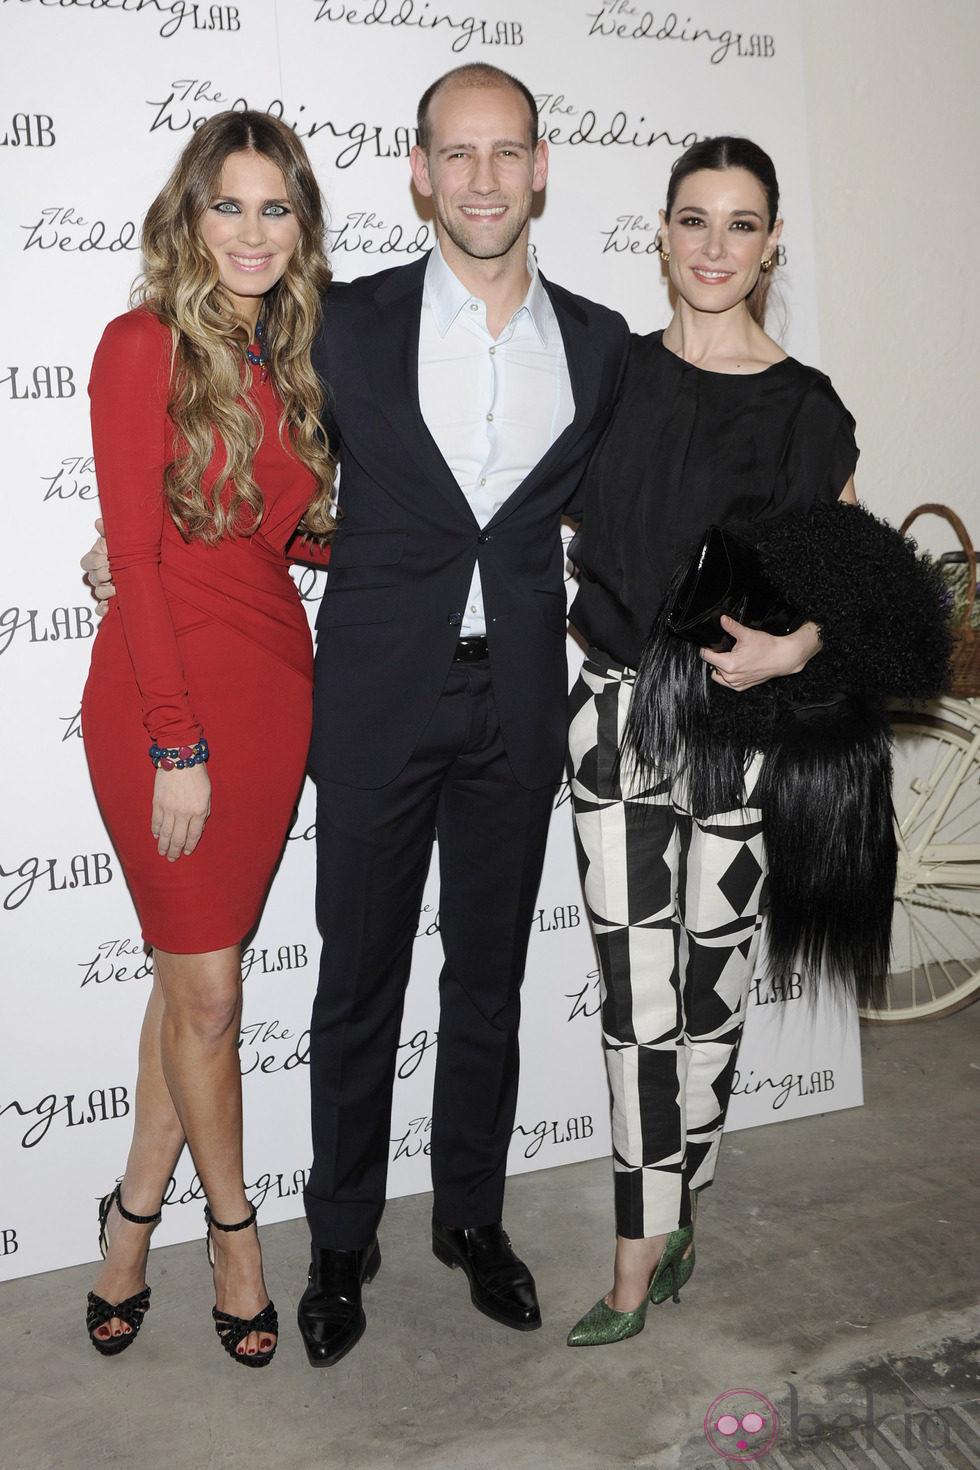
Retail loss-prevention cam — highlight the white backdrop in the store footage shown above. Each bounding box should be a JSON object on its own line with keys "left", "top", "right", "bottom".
{"left": 0, "top": 0, "right": 860, "bottom": 1283}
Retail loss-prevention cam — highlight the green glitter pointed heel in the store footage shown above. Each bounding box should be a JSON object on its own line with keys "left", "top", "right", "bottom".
{"left": 566, "top": 1224, "right": 694, "bottom": 1347}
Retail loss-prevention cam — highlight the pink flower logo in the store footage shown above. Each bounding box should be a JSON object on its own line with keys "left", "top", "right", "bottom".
{"left": 704, "top": 1389, "right": 780, "bottom": 1461}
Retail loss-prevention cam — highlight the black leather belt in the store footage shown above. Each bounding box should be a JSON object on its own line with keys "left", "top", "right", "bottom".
{"left": 453, "top": 635, "right": 489, "bottom": 663}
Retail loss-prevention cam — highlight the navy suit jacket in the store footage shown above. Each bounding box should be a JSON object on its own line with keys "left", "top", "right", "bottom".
{"left": 308, "top": 254, "right": 629, "bottom": 789}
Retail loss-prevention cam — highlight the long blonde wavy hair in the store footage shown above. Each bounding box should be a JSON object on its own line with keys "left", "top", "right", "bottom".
{"left": 134, "top": 110, "right": 336, "bottom": 543}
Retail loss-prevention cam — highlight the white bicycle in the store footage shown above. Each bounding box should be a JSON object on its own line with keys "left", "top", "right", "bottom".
{"left": 868, "top": 696, "right": 980, "bottom": 1022}
{"left": 864, "top": 505, "right": 980, "bottom": 1023}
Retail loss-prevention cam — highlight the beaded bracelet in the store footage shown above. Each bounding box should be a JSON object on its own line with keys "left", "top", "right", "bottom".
{"left": 148, "top": 737, "right": 210, "bottom": 771}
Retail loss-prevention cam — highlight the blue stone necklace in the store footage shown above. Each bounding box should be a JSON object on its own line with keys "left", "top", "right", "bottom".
{"left": 246, "top": 319, "right": 268, "bottom": 382}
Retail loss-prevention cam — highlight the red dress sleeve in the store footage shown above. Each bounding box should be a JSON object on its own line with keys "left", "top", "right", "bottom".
{"left": 90, "top": 311, "right": 203, "bottom": 748}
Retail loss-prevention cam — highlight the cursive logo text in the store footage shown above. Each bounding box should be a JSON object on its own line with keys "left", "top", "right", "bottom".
{"left": 511, "top": 1115, "right": 594, "bottom": 1159}
{"left": 391, "top": 1113, "right": 431, "bottom": 1161}
{"left": 22, "top": 207, "right": 138, "bottom": 253}
{"left": 147, "top": 81, "right": 416, "bottom": 169}
{"left": 730, "top": 1068, "right": 836, "bottom": 1111}
{"left": 566, "top": 971, "right": 601, "bottom": 1022}
{"left": 535, "top": 91, "right": 697, "bottom": 153}
{"left": 328, "top": 210, "right": 431, "bottom": 257}
{"left": 0, "top": 111, "right": 55, "bottom": 147}
{"left": 586, "top": 4, "right": 775, "bottom": 64}
{"left": 600, "top": 211, "right": 660, "bottom": 256}
{"left": 1, "top": 853, "right": 113, "bottom": 910}
{"left": 41, "top": 455, "right": 98, "bottom": 502}
{"left": 0, "top": 366, "right": 75, "bottom": 400}
{"left": 0, "top": 606, "right": 95, "bottom": 654}
{"left": 238, "top": 1020, "right": 309, "bottom": 1076}
{"left": 79, "top": 938, "right": 152, "bottom": 987}
{"left": 3, "top": 0, "right": 240, "bottom": 41}
{"left": 312, "top": 1, "right": 523, "bottom": 53}
{"left": 240, "top": 942, "right": 309, "bottom": 979}
{"left": 532, "top": 902, "right": 580, "bottom": 934}
{"left": 60, "top": 707, "right": 83, "bottom": 741}
{"left": 1, "top": 1086, "right": 129, "bottom": 1148}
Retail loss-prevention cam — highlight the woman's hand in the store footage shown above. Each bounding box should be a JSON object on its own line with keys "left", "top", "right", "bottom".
{"left": 151, "top": 764, "right": 212, "bottom": 861}
{"left": 702, "top": 616, "right": 822, "bottom": 691}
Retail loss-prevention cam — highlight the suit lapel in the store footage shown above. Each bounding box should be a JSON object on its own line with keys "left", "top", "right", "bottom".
{"left": 349, "top": 259, "right": 604, "bottom": 526}
{"left": 351, "top": 257, "right": 475, "bottom": 521}
{"left": 485, "top": 276, "right": 604, "bottom": 527}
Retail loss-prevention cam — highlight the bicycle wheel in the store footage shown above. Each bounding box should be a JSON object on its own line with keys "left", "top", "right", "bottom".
{"left": 862, "top": 701, "right": 980, "bottom": 1022}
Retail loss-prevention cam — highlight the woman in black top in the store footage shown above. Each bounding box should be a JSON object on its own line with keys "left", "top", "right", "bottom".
{"left": 565, "top": 137, "right": 858, "bottom": 1347}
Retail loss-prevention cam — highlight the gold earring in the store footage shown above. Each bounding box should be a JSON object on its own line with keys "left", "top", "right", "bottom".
{"left": 760, "top": 256, "right": 774, "bottom": 273}
{"left": 655, "top": 235, "right": 670, "bottom": 264}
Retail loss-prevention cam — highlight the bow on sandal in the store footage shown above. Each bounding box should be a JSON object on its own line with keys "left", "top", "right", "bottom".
{"left": 205, "top": 1203, "right": 278, "bottom": 1367}
{"left": 86, "top": 1185, "right": 162, "bottom": 1356}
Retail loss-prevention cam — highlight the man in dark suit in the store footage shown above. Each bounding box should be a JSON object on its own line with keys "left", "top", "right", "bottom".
{"left": 296, "top": 62, "right": 628, "bottom": 1366}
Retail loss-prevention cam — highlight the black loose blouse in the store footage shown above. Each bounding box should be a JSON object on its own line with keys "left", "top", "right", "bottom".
{"left": 568, "top": 331, "right": 859, "bottom": 669}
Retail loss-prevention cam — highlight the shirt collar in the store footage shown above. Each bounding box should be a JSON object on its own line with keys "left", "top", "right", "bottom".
{"left": 423, "top": 242, "right": 552, "bottom": 345}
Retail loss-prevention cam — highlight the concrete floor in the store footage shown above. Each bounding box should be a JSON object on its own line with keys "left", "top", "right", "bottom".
{"left": 4, "top": 1004, "right": 980, "bottom": 1470}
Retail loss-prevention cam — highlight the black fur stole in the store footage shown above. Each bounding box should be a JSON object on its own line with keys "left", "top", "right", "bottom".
{"left": 624, "top": 501, "right": 952, "bottom": 1008}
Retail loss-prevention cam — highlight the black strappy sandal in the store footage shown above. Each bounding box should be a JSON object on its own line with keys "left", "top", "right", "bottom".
{"left": 205, "top": 1203, "right": 278, "bottom": 1367}
{"left": 86, "top": 1185, "right": 162, "bottom": 1356}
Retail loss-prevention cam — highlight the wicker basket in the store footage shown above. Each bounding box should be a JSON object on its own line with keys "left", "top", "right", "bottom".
{"left": 901, "top": 502, "right": 980, "bottom": 697}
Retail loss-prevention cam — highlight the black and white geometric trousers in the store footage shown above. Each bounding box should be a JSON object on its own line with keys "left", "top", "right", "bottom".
{"left": 568, "top": 651, "right": 767, "bottom": 1238}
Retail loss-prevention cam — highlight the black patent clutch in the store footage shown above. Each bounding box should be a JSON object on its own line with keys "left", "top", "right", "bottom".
{"left": 666, "top": 524, "right": 803, "bottom": 653}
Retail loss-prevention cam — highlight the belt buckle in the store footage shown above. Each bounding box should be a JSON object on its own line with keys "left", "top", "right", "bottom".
{"left": 454, "top": 635, "right": 489, "bottom": 663}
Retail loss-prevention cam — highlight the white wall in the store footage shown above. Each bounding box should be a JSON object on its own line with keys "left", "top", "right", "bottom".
{"left": 0, "top": 0, "right": 893, "bottom": 1282}
{"left": 802, "top": 0, "right": 980, "bottom": 549}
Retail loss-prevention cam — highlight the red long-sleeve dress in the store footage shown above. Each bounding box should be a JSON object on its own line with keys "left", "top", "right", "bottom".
{"left": 82, "top": 309, "right": 328, "bottom": 952}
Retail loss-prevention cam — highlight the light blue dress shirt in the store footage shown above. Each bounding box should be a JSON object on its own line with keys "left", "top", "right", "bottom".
{"left": 418, "top": 244, "right": 575, "bottom": 638}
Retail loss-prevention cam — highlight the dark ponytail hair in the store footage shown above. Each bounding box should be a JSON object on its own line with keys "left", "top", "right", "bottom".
{"left": 664, "top": 136, "right": 780, "bottom": 325}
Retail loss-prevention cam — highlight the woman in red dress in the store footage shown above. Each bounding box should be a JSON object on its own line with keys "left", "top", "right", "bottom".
{"left": 82, "top": 111, "right": 334, "bottom": 1366}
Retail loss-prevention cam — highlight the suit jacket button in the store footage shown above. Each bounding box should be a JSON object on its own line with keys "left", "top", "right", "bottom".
{"left": 478, "top": 533, "right": 491, "bottom": 544}
{"left": 448, "top": 612, "right": 462, "bottom": 626}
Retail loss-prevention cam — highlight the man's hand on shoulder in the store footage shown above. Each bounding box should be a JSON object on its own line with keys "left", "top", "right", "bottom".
{"left": 81, "top": 516, "right": 114, "bottom": 615}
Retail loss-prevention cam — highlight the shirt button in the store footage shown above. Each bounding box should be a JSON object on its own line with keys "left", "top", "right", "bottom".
{"left": 470, "top": 604, "right": 478, "bottom": 613}
{"left": 486, "top": 413, "right": 493, "bottom": 421}
{"left": 480, "top": 477, "right": 487, "bottom": 486}
{"left": 469, "top": 302, "right": 479, "bottom": 312}
{"left": 489, "top": 347, "right": 496, "bottom": 355}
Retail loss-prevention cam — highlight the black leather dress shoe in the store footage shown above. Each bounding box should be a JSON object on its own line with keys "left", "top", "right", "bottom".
{"left": 432, "top": 1219, "right": 541, "bottom": 1331}
{"left": 296, "top": 1239, "right": 381, "bottom": 1366}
